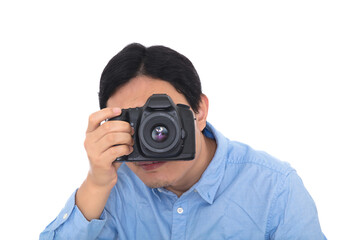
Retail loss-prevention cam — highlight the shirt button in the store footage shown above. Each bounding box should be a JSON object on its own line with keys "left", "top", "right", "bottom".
{"left": 177, "top": 207, "right": 184, "bottom": 214}
{"left": 157, "top": 188, "right": 162, "bottom": 192}
{"left": 63, "top": 213, "right": 68, "bottom": 219}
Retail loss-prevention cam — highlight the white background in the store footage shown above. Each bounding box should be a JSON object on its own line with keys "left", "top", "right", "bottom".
{"left": 0, "top": 1, "right": 352, "bottom": 239}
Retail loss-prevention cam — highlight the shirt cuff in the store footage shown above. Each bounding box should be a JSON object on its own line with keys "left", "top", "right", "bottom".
{"left": 42, "top": 189, "right": 107, "bottom": 239}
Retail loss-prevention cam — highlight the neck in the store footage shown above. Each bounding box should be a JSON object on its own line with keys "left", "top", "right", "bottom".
{"left": 166, "top": 133, "right": 217, "bottom": 197}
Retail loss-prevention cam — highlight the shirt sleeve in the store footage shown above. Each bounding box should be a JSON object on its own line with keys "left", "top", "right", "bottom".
{"left": 266, "top": 171, "right": 327, "bottom": 240}
{"left": 39, "top": 189, "right": 110, "bottom": 240}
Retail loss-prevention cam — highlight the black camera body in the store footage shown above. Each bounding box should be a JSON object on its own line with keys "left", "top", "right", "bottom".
{"left": 108, "top": 94, "right": 195, "bottom": 162}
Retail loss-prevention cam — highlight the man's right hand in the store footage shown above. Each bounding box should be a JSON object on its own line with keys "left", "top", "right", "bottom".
{"left": 76, "top": 108, "right": 134, "bottom": 221}
{"left": 84, "top": 107, "right": 134, "bottom": 188}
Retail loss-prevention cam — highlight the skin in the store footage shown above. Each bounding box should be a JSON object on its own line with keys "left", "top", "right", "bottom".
{"left": 76, "top": 75, "right": 216, "bottom": 220}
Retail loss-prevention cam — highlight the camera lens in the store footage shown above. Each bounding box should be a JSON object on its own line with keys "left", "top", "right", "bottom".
{"left": 151, "top": 126, "right": 168, "bottom": 142}
{"left": 139, "top": 111, "right": 181, "bottom": 154}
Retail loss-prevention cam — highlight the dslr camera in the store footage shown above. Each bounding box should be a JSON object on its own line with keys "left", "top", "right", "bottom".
{"left": 108, "top": 94, "right": 195, "bottom": 161}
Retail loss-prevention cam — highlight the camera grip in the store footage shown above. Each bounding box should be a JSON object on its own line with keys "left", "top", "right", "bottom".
{"left": 108, "top": 109, "right": 131, "bottom": 162}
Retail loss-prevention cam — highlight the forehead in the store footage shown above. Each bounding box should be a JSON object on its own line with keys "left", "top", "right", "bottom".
{"left": 106, "top": 76, "right": 189, "bottom": 109}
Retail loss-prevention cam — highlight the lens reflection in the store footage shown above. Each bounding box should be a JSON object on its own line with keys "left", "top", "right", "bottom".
{"left": 151, "top": 126, "right": 168, "bottom": 143}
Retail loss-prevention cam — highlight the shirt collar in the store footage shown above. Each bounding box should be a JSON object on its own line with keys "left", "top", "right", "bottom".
{"left": 194, "top": 122, "right": 228, "bottom": 204}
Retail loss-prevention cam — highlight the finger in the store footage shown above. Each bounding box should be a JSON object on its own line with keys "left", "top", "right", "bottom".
{"left": 96, "top": 132, "right": 134, "bottom": 154}
{"left": 92, "top": 120, "right": 133, "bottom": 142}
{"left": 100, "top": 144, "right": 133, "bottom": 165}
{"left": 86, "top": 108, "right": 122, "bottom": 133}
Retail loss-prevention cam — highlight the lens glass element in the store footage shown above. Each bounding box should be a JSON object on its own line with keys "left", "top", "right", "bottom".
{"left": 151, "top": 126, "right": 169, "bottom": 143}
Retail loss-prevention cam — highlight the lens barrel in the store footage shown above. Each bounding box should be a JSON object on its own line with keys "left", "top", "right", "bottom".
{"left": 139, "top": 111, "right": 181, "bottom": 154}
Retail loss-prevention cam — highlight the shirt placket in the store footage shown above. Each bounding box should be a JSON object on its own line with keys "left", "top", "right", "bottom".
{"left": 171, "top": 199, "right": 188, "bottom": 240}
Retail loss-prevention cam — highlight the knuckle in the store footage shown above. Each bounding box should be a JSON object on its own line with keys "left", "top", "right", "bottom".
{"left": 123, "top": 122, "right": 132, "bottom": 132}
{"left": 102, "top": 122, "right": 111, "bottom": 131}
{"left": 124, "top": 135, "right": 133, "bottom": 145}
{"left": 127, "top": 135, "right": 134, "bottom": 145}
{"left": 84, "top": 136, "right": 95, "bottom": 149}
{"left": 88, "top": 113, "right": 96, "bottom": 123}
{"left": 84, "top": 138, "right": 92, "bottom": 151}
{"left": 121, "top": 145, "right": 131, "bottom": 154}
{"left": 113, "top": 145, "right": 129, "bottom": 157}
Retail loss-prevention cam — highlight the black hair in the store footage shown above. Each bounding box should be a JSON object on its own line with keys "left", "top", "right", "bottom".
{"left": 99, "top": 43, "right": 202, "bottom": 112}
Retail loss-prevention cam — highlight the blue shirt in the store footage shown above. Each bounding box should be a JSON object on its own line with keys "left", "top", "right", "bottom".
{"left": 40, "top": 122, "right": 326, "bottom": 240}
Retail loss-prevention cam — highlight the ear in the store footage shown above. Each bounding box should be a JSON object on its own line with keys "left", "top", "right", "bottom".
{"left": 195, "top": 94, "right": 209, "bottom": 131}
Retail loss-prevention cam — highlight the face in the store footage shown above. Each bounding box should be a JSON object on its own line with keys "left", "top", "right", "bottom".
{"left": 107, "top": 75, "right": 209, "bottom": 194}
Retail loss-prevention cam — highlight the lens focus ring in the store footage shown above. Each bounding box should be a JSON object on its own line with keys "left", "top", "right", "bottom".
{"left": 139, "top": 112, "right": 181, "bottom": 153}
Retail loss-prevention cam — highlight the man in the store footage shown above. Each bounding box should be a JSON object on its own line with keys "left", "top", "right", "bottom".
{"left": 40, "top": 43, "right": 326, "bottom": 239}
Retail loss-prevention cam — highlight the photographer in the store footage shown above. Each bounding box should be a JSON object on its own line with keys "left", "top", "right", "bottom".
{"left": 40, "top": 43, "right": 326, "bottom": 239}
